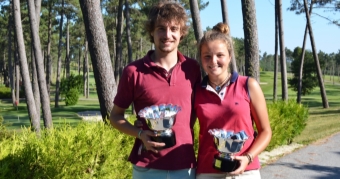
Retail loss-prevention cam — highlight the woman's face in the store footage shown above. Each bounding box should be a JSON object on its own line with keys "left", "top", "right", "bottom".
{"left": 200, "top": 40, "right": 231, "bottom": 78}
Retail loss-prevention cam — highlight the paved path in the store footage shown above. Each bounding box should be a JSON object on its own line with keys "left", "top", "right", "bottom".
{"left": 260, "top": 132, "right": 340, "bottom": 179}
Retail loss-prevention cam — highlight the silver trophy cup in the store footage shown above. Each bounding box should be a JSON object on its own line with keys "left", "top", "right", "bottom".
{"left": 210, "top": 130, "right": 248, "bottom": 172}
{"left": 138, "top": 104, "right": 181, "bottom": 149}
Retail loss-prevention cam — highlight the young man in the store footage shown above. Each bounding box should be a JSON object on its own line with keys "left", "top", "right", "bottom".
{"left": 109, "top": 1, "right": 201, "bottom": 179}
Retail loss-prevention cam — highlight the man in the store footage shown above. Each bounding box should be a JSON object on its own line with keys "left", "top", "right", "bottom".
{"left": 110, "top": 1, "right": 201, "bottom": 179}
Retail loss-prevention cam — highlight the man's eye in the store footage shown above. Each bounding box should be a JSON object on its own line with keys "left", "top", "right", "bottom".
{"left": 171, "top": 27, "right": 179, "bottom": 31}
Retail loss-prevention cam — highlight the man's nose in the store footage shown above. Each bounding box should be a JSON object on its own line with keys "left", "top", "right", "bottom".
{"left": 165, "top": 28, "right": 171, "bottom": 38}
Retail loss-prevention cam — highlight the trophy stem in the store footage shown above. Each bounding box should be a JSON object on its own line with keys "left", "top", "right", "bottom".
{"left": 151, "top": 131, "right": 176, "bottom": 149}
{"left": 213, "top": 154, "right": 240, "bottom": 172}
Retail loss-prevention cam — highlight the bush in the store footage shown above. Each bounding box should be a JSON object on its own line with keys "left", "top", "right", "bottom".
{"left": 0, "top": 116, "right": 8, "bottom": 141}
{"left": 0, "top": 87, "right": 10, "bottom": 98}
{"left": 0, "top": 87, "right": 25, "bottom": 99}
{"left": 60, "top": 74, "right": 83, "bottom": 106}
{"left": 266, "top": 100, "right": 308, "bottom": 151}
{"left": 0, "top": 121, "right": 134, "bottom": 179}
{"left": 65, "top": 88, "right": 79, "bottom": 106}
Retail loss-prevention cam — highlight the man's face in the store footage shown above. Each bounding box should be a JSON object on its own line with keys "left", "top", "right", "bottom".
{"left": 151, "top": 20, "right": 182, "bottom": 54}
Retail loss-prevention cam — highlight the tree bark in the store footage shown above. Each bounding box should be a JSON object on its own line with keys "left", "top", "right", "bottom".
{"left": 189, "top": 0, "right": 205, "bottom": 78}
{"left": 7, "top": 1, "right": 16, "bottom": 106}
{"left": 13, "top": 0, "right": 40, "bottom": 133}
{"left": 277, "top": 0, "right": 288, "bottom": 100}
{"left": 79, "top": 0, "right": 117, "bottom": 121}
{"left": 55, "top": 0, "right": 64, "bottom": 108}
{"left": 220, "top": 0, "right": 237, "bottom": 73}
{"left": 83, "top": 37, "right": 89, "bottom": 98}
{"left": 66, "top": 17, "right": 70, "bottom": 78}
{"left": 125, "top": 0, "right": 133, "bottom": 64}
{"left": 46, "top": 1, "right": 53, "bottom": 95}
{"left": 273, "top": 1, "right": 279, "bottom": 102}
{"left": 27, "top": 0, "right": 53, "bottom": 128}
{"left": 241, "top": 0, "right": 260, "bottom": 82}
{"left": 115, "top": 0, "right": 124, "bottom": 83}
{"left": 297, "top": 2, "right": 313, "bottom": 104}
{"left": 189, "top": 0, "right": 204, "bottom": 42}
{"left": 31, "top": 48, "right": 41, "bottom": 120}
{"left": 303, "top": 0, "right": 329, "bottom": 108}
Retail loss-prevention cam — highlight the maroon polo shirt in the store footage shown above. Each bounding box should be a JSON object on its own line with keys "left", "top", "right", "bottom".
{"left": 194, "top": 72, "right": 261, "bottom": 174}
{"left": 114, "top": 50, "right": 201, "bottom": 170}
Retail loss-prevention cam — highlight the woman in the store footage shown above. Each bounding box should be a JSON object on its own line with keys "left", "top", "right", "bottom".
{"left": 194, "top": 22, "right": 272, "bottom": 179}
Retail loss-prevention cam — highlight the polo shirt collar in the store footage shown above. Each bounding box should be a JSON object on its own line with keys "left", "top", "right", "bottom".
{"left": 201, "top": 71, "right": 239, "bottom": 88}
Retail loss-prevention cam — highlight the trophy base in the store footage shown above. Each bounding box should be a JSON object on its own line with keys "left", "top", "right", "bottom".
{"left": 213, "top": 155, "right": 240, "bottom": 172}
{"left": 151, "top": 132, "right": 176, "bottom": 149}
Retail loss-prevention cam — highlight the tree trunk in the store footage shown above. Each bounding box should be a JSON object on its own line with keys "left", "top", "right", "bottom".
{"left": 273, "top": 1, "right": 279, "bottom": 102}
{"left": 7, "top": 2, "right": 16, "bottom": 106}
{"left": 13, "top": 0, "right": 40, "bottom": 133}
{"left": 31, "top": 48, "right": 41, "bottom": 120}
{"left": 241, "top": 0, "right": 260, "bottom": 82}
{"left": 78, "top": 47, "right": 81, "bottom": 75}
{"left": 115, "top": 0, "right": 123, "bottom": 83}
{"left": 189, "top": 0, "right": 204, "bottom": 42}
{"left": 27, "top": 0, "right": 53, "bottom": 128}
{"left": 220, "top": 0, "right": 237, "bottom": 73}
{"left": 297, "top": 2, "right": 313, "bottom": 104}
{"left": 189, "top": 0, "right": 205, "bottom": 78}
{"left": 66, "top": 17, "right": 70, "bottom": 78}
{"left": 303, "top": 0, "right": 329, "bottom": 108}
{"left": 277, "top": 0, "right": 288, "bottom": 100}
{"left": 83, "top": 37, "right": 89, "bottom": 98}
{"left": 33, "top": 0, "right": 41, "bottom": 117}
{"left": 46, "top": 1, "right": 53, "bottom": 95}
{"left": 125, "top": 0, "right": 133, "bottom": 64}
{"left": 15, "top": 49, "right": 20, "bottom": 104}
{"left": 79, "top": 0, "right": 117, "bottom": 121}
{"left": 55, "top": 0, "right": 64, "bottom": 108}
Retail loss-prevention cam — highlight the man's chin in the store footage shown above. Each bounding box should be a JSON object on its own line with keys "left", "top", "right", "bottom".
{"left": 159, "top": 48, "right": 175, "bottom": 53}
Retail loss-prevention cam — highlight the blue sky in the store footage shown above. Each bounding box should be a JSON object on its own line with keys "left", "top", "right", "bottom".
{"left": 200, "top": 0, "right": 340, "bottom": 55}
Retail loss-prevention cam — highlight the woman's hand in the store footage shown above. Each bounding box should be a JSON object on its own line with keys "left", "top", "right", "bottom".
{"left": 228, "top": 155, "right": 250, "bottom": 175}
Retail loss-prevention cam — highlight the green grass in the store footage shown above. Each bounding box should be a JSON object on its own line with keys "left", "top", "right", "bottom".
{"left": 259, "top": 71, "right": 340, "bottom": 144}
{"left": 0, "top": 96, "right": 100, "bottom": 131}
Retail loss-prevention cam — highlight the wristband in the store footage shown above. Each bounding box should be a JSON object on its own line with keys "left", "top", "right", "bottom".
{"left": 137, "top": 129, "right": 143, "bottom": 139}
{"left": 243, "top": 153, "right": 254, "bottom": 164}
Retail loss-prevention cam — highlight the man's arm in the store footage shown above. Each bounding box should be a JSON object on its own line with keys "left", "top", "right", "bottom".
{"left": 110, "top": 104, "right": 165, "bottom": 153}
{"left": 110, "top": 105, "right": 140, "bottom": 137}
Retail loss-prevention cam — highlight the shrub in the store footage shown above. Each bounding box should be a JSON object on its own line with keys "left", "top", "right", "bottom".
{"left": 266, "top": 100, "right": 308, "bottom": 151}
{"left": 60, "top": 74, "right": 83, "bottom": 105}
{"left": 0, "top": 121, "right": 134, "bottom": 179}
{"left": 65, "top": 88, "right": 79, "bottom": 106}
{"left": 0, "top": 87, "right": 25, "bottom": 99}
{"left": 0, "top": 87, "right": 10, "bottom": 98}
{"left": 0, "top": 116, "right": 8, "bottom": 141}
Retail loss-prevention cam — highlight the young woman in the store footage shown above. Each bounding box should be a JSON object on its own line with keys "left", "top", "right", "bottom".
{"left": 194, "top": 23, "right": 272, "bottom": 179}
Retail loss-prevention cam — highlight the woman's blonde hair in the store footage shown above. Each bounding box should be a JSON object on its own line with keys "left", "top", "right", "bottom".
{"left": 198, "top": 22, "right": 233, "bottom": 57}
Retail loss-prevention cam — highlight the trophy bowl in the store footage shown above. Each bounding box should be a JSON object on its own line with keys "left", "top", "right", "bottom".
{"left": 138, "top": 104, "right": 181, "bottom": 149}
{"left": 209, "top": 129, "right": 248, "bottom": 172}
